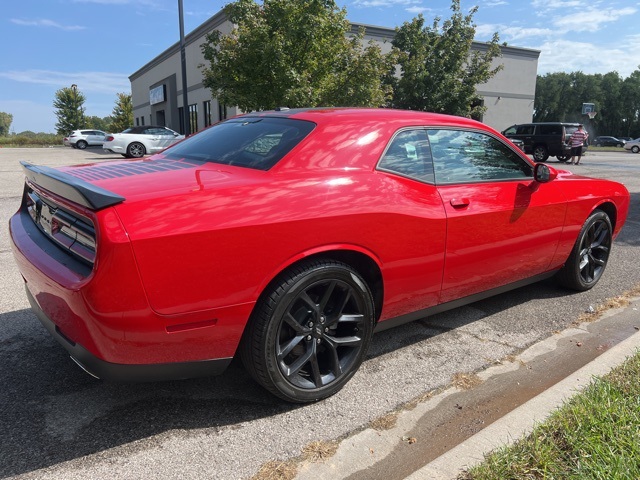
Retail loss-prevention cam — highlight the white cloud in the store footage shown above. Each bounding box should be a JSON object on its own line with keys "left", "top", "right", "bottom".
{"left": 535, "top": 37, "right": 640, "bottom": 77}
{"left": 484, "top": 0, "right": 508, "bottom": 6}
{"left": 0, "top": 70, "right": 130, "bottom": 95}
{"left": 10, "top": 19, "right": 85, "bottom": 31}
{"left": 476, "top": 23, "right": 554, "bottom": 41}
{"left": 552, "top": 7, "right": 637, "bottom": 32}
{"left": 406, "top": 6, "right": 431, "bottom": 14}
{"left": 353, "top": 0, "right": 421, "bottom": 7}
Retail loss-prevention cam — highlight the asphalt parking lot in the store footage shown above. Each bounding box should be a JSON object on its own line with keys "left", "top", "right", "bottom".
{"left": 1, "top": 147, "right": 640, "bottom": 479}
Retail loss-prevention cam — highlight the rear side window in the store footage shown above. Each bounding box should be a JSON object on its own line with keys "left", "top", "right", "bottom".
{"left": 163, "top": 117, "right": 315, "bottom": 170}
{"left": 539, "top": 125, "right": 562, "bottom": 135}
{"left": 377, "top": 129, "right": 435, "bottom": 184}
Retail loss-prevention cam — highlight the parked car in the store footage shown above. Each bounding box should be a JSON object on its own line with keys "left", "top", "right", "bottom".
{"left": 510, "top": 138, "right": 525, "bottom": 151}
{"left": 624, "top": 138, "right": 640, "bottom": 153}
{"left": 103, "top": 126, "right": 184, "bottom": 158}
{"left": 10, "top": 108, "right": 629, "bottom": 403}
{"left": 64, "top": 130, "right": 107, "bottom": 149}
{"left": 501, "top": 122, "right": 585, "bottom": 162}
{"left": 592, "top": 136, "right": 626, "bottom": 147}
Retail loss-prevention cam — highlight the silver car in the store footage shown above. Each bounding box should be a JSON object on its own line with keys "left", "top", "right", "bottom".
{"left": 64, "top": 130, "right": 107, "bottom": 149}
{"left": 624, "top": 138, "right": 640, "bottom": 154}
{"left": 103, "top": 126, "right": 184, "bottom": 158}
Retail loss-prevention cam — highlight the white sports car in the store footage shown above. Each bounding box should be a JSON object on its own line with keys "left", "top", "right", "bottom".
{"left": 103, "top": 126, "right": 184, "bottom": 158}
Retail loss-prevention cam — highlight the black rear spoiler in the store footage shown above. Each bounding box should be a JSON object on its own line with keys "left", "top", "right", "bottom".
{"left": 21, "top": 161, "right": 125, "bottom": 210}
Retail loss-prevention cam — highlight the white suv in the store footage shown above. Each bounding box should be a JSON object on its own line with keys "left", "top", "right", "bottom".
{"left": 64, "top": 130, "right": 107, "bottom": 149}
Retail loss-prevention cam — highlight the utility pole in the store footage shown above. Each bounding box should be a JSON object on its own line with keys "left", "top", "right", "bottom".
{"left": 178, "top": 0, "right": 190, "bottom": 136}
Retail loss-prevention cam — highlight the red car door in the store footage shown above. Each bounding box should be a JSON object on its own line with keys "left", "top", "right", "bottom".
{"left": 427, "top": 129, "right": 567, "bottom": 303}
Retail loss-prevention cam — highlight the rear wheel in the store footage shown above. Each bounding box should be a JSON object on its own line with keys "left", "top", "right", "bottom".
{"left": 557, "top": 210, "right": 612, "bottom": 291}
{"left": 127, "top": 142, "right": 145, "bottom": 158}
{"left": 241, "top": 259, "right": 375, "bottom": 403}
{"left": 76, "top": 140, "right": 88, "bottom": 150}
{"left": 532, "top": 145, "right": 549, "bottom": 162}
{"left": 556, "top": 154, "right": 570, "bottom": 162}
{"left": 632, "top": 146, "right": 639, "bottom": 154}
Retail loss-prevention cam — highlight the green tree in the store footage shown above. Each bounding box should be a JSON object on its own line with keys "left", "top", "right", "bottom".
{"left": 53, "top": 86, "right": 86, "bottom": 135}
{"left": 200, "top": 0, "right": 394, "bottom": 111}
{"left": 85, "top": 115, "right": 113, "bottom": 131}
{"left": 109, "top": 92, "right": 133, "bottom": 133}
{"left": 0, "top": 111, "right": 13, "bottom": 136}
{"left": 389, "top": 0, "right": 502, "bottom": 117}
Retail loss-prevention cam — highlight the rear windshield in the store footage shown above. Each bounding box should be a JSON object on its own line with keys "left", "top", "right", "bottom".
{"left": 163, "top": 117, "right": 315, "bottom": 170}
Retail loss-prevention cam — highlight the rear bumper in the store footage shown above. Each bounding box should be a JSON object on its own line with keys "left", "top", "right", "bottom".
{"left": 25, "top": 286, "right": 232, "bottom": 381}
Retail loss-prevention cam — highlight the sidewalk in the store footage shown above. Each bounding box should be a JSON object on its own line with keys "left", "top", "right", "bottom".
{"left": 295, "top": 299, "right": 640, "bottom": 480}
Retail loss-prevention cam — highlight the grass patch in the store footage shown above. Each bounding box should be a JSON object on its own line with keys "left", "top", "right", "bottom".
{"left": 460, "top": 350, "right": 640, "bottom": 479}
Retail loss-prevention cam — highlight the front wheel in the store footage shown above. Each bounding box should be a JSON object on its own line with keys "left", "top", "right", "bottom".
{"left": 557, "top": 210, "right": 612, "bottom": 291}
{"left": 241, "top": 259, "right": 375, "bottom": 403}
{"left": 127, "top": 142, "right": 145, "bottom": 158}
{"left": 632, "top": 146, "right": 639, "bottom": 154}
{"left": 556, "top": 154, "right": 570, "bottom": 162}
{"left": 532, "top": 145, "right": 549, "bottom": 162}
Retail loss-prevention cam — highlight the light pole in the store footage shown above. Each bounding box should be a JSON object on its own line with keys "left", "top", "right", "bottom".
{"left": 178, "top": 0, "right": 190, "bottom": 136}
{"left": 71, "top": 84, "right": 78, "bottom": 130}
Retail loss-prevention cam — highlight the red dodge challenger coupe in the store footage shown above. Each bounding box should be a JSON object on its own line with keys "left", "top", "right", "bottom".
{"left": 9, "top": 108, "right": 629, "bottom": 402}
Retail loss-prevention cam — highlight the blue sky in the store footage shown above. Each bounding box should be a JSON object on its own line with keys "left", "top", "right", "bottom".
{"left": 1, "top": 0, "right": 639, "bottom": 133}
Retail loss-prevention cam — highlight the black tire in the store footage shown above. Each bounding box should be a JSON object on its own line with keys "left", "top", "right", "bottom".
{"left": 127, "top": 142, "right": 145, "bottom": 158}
{"left": 617, "top": 143, "right": 623, "bottom": 148}
{"left": 240, "top": 259, "right": 375, "bottom": 403}
{"left": 557, "top": 210, "right": 612, "bottom": 291}
{"left": 632, "top": 146, "right": 639, "bottom": 154}
{"left": 556, "top": 154, "right": 570, "bottom": 162}
{"left": 76, "top": 140, "right": 88, "bottom": 150}
{"left": 532, "top": 145, "right": 549, "bottom": 162}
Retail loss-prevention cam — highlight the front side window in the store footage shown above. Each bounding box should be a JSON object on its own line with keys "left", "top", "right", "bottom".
{"left": 163, "top": 117, "right": 315, "bottom": 170}
{"left": 515, "top": 125, "right": 534, "bottom": 135}
{"left": 428, "top": 129, "right": 532, "bottom": 184}
{"left": 377, "top": 129, "right": 435, "bottom": 184}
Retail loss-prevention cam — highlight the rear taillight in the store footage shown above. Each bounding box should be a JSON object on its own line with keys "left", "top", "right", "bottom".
{"left": 26, "top": 187, "right": 97, "bottom": 266}
{"left": 105, "top": 136, "right": 114, "bottom": 141}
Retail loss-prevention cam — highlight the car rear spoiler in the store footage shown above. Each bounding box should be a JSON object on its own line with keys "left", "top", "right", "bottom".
{"left": 20, "top": 161, "right": 125, "bottom": 210}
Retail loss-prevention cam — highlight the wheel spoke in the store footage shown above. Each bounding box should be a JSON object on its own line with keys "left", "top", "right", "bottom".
{"left": 326, "top": 334, "right": 362, "bottom": 348}
{"left": 277, "top": 335, "right": 305, "bottom": 360}
{"left": 299, "top": 291, "right": 319, "bottom": 314}
{"left": 283, "top": 312, "right": 309, "bottom": 335}
{"left": 283, "top": 344, "right": 314, "bottom": 378}
{"left": 322, "top": 339, "right": 343, "bottom": 377}
{"left": 318, "top": 280, "right": 337, "bottom": 312}
{"left": 309, "top": 345, "right": 323, "bottom": 387}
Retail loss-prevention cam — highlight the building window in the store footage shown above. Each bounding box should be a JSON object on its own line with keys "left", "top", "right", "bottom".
{"left": 141, "top": 115, "right": 145, "bottom": 126}
{"left": 218, "top": 103, "right": 227, "bottom": 121}
{"left": 204, "top": 100, "right": 212, "bottom": 127}
{"left": 136, "top": 117, "right": 139, "bottom": 126}
{"left": 189, "top": 103, "right": 198, "bottom": 133}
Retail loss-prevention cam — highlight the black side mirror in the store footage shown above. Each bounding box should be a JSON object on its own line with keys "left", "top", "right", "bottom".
{"left": 534, "top": 163, "right": 558, "bottom": 183}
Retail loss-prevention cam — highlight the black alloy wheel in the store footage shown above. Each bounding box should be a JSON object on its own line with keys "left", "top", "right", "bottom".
{"left": 241, "top": 259, "right": 375, "bottom": 403}
{"left": 557, "top": 210, "right": 612, "bottom": 291}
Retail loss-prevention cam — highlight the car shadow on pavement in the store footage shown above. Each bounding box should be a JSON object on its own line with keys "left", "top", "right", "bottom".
{"left": 0, "top": 277, "right": 573, "bottom": 478}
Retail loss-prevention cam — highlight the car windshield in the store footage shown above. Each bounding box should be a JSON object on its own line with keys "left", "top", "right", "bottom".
{"left": 163, "top": 117, "right": 315, "bottom": 170}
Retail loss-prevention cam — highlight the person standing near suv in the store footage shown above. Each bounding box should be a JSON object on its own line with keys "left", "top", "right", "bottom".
{"left": 568, "top": 124, "right": 589, "bottom": 165}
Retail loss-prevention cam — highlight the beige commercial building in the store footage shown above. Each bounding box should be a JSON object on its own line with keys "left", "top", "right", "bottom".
{"left": 129, "top": 10, "right": 540, "bottom": 134}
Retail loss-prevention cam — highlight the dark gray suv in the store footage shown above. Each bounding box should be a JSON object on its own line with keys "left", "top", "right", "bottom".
{"left": 502, "top": 122, "right": 585, "bottom": 162}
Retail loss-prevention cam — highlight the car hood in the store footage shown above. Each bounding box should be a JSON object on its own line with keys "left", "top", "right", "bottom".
{"left": 58, "top": 155, "right": 263, "bottom": 205}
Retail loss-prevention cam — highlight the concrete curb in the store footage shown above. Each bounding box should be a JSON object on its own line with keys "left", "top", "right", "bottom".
{"left": 407, "top": 327, "right": 640, "bottom": 479}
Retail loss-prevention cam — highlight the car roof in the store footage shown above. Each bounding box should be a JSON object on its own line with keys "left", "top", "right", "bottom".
{"left": 239, "top": 107, "right": 488, "bottom": 130}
